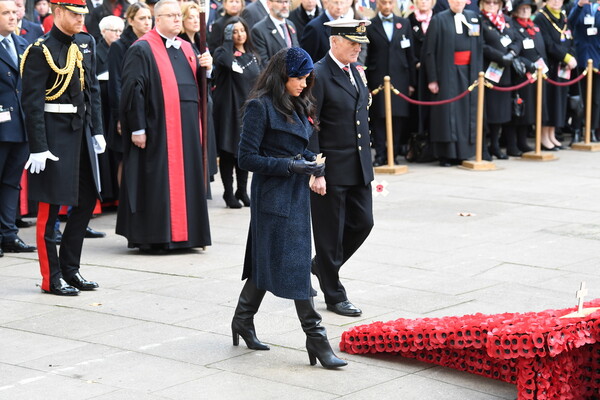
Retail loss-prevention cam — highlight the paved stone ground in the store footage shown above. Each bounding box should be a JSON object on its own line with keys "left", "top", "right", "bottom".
{"left": 2, "top": 149, "right": 600, "bottom": 399}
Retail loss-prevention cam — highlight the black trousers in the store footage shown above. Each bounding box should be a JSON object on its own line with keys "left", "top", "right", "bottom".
{"left": 0, "top": 141, "right": 28, "bottom": 244}
{"left": 372, "top": 117, "right": 406, "bottom": 160}
{"left": 310, "top": 183, "right": 373, "bottom": 304}
{"left": 37, "top": 144, "right": 97, "bottom": 291}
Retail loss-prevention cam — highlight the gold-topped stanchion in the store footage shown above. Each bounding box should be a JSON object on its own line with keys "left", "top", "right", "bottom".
{"left": 462, "top": 72, "right": 496, "bottom": 170}
{"left": 522, "top": 67, "right": 557, "bottom": 161}
{"left": 572, "top": 59, "right": 600, "bottom": 151}
{"left": 374, "top": 76, "right": 408, "bottom": 174}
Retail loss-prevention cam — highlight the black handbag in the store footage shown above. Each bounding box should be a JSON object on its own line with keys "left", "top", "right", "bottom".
{"left": 568, "top": 95, "right": 584, "bottom": 118}
{"left": 405, "top": 131, "right": 434, "bottom": 163}
{"left": 512, "top": 94, "right": 524, "bottom": 118}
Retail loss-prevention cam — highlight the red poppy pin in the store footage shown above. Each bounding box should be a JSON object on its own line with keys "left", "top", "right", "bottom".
{"left": 21, "top": 28, "right": 28, "bottom": 35}
{"left": 396, "top": 22, "right": 402, "bottom": 29}
{"left": 234, "top": 50, "right": 242, "bottom": 57}
{"left": 211, "top": 2, "right": 217, "bottom": 8}
{"left": 307, "top": 116, "right": 314, "bottom": 125}
{"left": 288, "top": 24, "right": 296, "bottom": 34}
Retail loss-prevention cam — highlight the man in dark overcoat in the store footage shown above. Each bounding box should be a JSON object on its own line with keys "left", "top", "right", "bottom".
{"left": 21, "top": 0, "right": 105, "bottom": 295}
{"left": 300, "top": 0, "right": 349, "bottom": 62}
{"left": 309, "top": 19, "right": 374, "bottom": 317}
{"left": 288, "top": 0, "right": 320, "bottom": 40}
{"left": 421, "top": 0, "right": 483, "bottom": 166}
{"left": 366, "top": 0, "right": 416, "bottom": 166}
{"left": 0, "top": 0, "right": 36, "bottom": 258}
{"left": 251, "top": 0, "right": 299, "bottom": 68}
{"left": 242, "top": 0, "right": 268, "bottom": 28}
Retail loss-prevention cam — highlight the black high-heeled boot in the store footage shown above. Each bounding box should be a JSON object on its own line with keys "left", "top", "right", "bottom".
{"left": 220, "top": 153, "right": 242, "bottom": 209}
{"left": 504, "top": 126, "right": 522, "bottom": 157}
{"left": 294, "top": 299, "right": 347, "bottom": 368}
{"left": 489, "top": 124, "right": 508, "bottom": 160}
{"left": 517, "top": 125, "right": 533, "bottom": 152}
{"left": 232, "top": 279, "right": 269, "bottom": 350}
{"left": 569, "top": 129, "right": 581, "bottom": 146}
{"left": 234, "top": 165, "right": 250, "bottom": 207}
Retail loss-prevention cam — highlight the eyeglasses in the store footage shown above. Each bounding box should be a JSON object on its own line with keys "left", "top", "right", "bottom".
{"left": 158, "top": 13, "right": 183, "bottom": 19}
{"left": 483, "top": 1, "right": 501, "bottom": 4}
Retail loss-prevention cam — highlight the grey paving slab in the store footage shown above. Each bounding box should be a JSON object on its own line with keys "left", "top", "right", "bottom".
{"left": 155, "top": 371, "right": 338, "bottom": 400}
{"left": 4, "top": 148, "right": 600, "bottom": 399}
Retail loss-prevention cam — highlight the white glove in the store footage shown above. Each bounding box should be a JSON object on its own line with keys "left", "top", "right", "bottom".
{"left": 24, "top": 151, "right": 59, "bottom": 174}
{"left": 93, "top": 135, "right": 106, "bottom": 154}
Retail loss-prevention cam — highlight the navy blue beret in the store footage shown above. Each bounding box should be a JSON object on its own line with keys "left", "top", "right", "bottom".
{"left": 286, "top": 47, "right": 314, "bottom": 78}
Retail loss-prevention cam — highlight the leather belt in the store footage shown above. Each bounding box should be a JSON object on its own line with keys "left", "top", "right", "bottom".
{"left": 44, "top": 103, "right": 78, "bottom": 113}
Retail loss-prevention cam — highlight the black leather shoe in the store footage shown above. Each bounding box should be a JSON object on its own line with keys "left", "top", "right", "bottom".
{"left": 326, "top": 300, "right": 362, "bottom": 317}
{"left": 55, "top": 229, "right": 62, "bottom": 244}
{"left": 541, "top": 145, "right": 558, "bottom": 151}
{"left": 85, "top": 226, "right": 106, "bottom": 238}
{"left": 43, "top": 278, "right": 79, "bottom": 296}
{"left": 372, "top": 156, "right": 385, "bottom": 167}
{"left": 65, "top": 272, "right": 99, "bottom": 291}
{"left": 16, "top": 219, "right": 35, "bottom": 228}
{"left": 2, "top": 237, "right": 36, "bottom": 253}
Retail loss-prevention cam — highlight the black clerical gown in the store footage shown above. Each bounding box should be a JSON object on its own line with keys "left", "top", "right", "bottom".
{"left": 422, "top": 9, "right": 483, "bottom": 160}
{"left": 117, "top": 29, "right": 211, "bottom": 250}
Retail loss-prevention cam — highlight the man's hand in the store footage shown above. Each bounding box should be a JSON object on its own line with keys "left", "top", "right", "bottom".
{"left": 199, "top": 51, "right": 212, "bottom": 69}
{"left": 132, "top": 134, "right": 146, "bottom": 149}
{"left": 310, "top": 176, "right": 326, "bottom": 196}
{"left": 428, "top": 81, "right": 439, "bottom": 94}
{"left": 24, "top": 151, "right": 59, "bottom": 174}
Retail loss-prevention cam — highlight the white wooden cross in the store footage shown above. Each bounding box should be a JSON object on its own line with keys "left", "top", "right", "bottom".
{"left": 577, "top": 281, "right": 588, "bottom": 314}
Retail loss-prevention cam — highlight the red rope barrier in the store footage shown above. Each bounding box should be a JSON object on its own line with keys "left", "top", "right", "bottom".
{"left": 545, "top": 71, "right": 587, "bottom": 87}
{"left": 393, "top": 88, "right": 471, "bottom": 106}
{"left": 486, "top": 77, "right": 535, "bottom": 92}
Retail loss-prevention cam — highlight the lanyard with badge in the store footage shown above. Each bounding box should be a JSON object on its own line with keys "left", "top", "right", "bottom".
{"left": 584, "top": 3, "right": 598, "bottom": 36}
{"left": 0, "top": 105, "right": 10, "bottom": 123}
{"left": 539, "top": 9, "right": 572, "bottom": 41}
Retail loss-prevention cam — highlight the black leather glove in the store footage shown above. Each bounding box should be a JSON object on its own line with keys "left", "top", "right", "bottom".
{"left": 512, "top": 57, "right": 527, "bottom": 77}
{"left": 522, "top": 58, "right": 537, "bottom": 73}
{"left": 501, "top": 51, "right": 515, "bottom": 67}
{"left": 223, "top": 23, "right": 235, "bottom": 42}
{"left": 288, "top": 159, "right": 324, "bottom": 176}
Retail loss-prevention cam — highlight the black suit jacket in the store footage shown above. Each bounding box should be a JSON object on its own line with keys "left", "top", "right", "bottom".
{"left": 288, "top": 5, "right": 321, "bottom": 41}
{"left": 19, "top": 18, "right": 43, "bottom": 44}
{"left": 242, "top": 0, "right": 269, "bottom": 28}
{"left": 310, "top": 54, "right": 373, "bottom": 186}
{"left": 366, "top": 14, "right": 416, "bottom": 117}
{"left": 300, "top": 12, "right": 330, "bottom": 62}
{"left": 0, "top": 34, "right": 28, "bottom": 142}
{"left": 251, "top": 17, "right": 299, "bottom": 68}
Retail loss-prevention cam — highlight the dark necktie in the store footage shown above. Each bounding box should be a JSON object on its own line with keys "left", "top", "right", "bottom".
{"left": 2, "top": 37, "right": 18, "bottom": 67}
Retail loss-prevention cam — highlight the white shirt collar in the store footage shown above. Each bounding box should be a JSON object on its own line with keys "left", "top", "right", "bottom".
{"left": 269, "top": 14, "right": 286, "bottom": 27}
{"left": 156, "top": 28, "right": 180, "bottom": 48}
{"left": 328, "top": 50, "right": 348, "bottom": 70}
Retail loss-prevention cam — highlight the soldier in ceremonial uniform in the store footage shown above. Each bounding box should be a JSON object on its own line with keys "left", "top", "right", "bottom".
{"left": 309, "top": 19, "right": 374, "bottom": 317}
{"left": 21, "top": 0, "right": 105, "bottom": 296}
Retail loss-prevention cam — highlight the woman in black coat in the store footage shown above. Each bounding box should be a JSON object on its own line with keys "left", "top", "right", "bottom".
{"left": 479, "top": 0, "right": 523, "bottom": 160}
{"left": 212, "top": 17, "right": 260, "bottom": 208}
{"left": 535, "top": 0, "right": 577, "bottom": 150}
{"left": 207, "top": 0, "right": 244, "bottom": 53}
{"left": 231, "top": 47, "right": 346, "bottom": 369}
{"left": 506, "top": 0, "right": 548, "bottom": 155}
{"left": 107, "top": 2, "right": 152, "bottom": 181}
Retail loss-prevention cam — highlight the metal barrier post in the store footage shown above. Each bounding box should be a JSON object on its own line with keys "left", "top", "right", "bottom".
{"left": 374, "top": 76, "right": 409, "bottom": 174}
{"left": 462, "top": 72, "right": 496, "bottom": 170}
{"left": 572, "top": 59, "right": 600, "bottom": 151}
{"left": 523, "top": 68, "right": 557, "bottom": 160}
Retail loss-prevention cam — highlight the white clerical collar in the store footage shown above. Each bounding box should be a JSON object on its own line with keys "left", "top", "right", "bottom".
{"left": 453, "top": 12, "right": 472, "bottom": 34}
{"left": 156, "top": 28, "right": 181, "bottom": 49}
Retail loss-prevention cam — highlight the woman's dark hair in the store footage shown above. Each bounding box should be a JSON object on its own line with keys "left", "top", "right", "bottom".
{"left": 247, "top": 48, "right": 318, "bottom": 128}
{"left": 222, "top": 16, "right": 255, "bottom": 55}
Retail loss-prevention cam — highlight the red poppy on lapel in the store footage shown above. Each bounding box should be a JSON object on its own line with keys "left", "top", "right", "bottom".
{"left": 396, "top": 22, "right": 402, "bottom": 29}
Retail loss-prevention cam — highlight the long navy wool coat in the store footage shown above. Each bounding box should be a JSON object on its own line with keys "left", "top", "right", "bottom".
{"left": 238, "top": 96, "right": 316, "bottom": 300}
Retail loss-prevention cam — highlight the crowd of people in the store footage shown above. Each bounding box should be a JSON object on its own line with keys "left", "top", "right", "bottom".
{"left": 1, "top": 0, "right": 599, "bottom": 369}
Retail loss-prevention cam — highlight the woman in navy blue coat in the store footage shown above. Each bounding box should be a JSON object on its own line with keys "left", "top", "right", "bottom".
{"left": 231, "top": 47, "right": 347, "bottom": 369}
